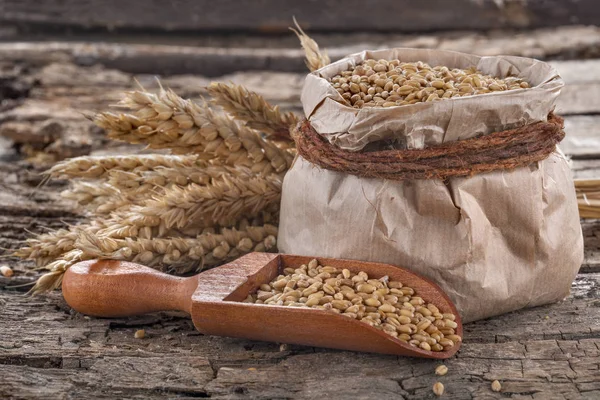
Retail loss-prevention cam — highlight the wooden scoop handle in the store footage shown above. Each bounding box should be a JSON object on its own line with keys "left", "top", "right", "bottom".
{"left": 62, "top": 259, "right": 199, "bottom": 317}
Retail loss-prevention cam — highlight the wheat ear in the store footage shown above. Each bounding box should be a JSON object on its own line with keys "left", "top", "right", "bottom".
{"left": 128, "top": 168, "right": 283, "bottom": 234}
{"left": 290, "top": 17, "right": 330, "bottom": 72}
{"left": 94, "top": 89, "right": 293, "bottom": 173}
{"left": 76, "top": 224, "right": 278, "bottom": 274}
{"left": 28, "top": 223, "right": 278, "bottom": 293}
{"left": 14, "top": 229, "right": 81, "bottom": 268}
{"left": 47, "top": 154, "right": 202, "bottom": 180}
{"left": 207, "top": 82, "right": 297, "bottom": 141}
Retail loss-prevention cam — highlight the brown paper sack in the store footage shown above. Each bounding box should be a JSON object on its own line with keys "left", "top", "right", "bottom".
{"left": 278, "top": 48, "right": 584, "bottom": 322}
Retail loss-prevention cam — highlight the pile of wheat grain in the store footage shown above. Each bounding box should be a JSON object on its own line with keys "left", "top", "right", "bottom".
{"left": 328, "top": 60, "right": 530, "bottom": 108}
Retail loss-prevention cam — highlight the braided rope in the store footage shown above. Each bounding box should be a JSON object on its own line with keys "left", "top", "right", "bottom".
{"left": 292, "top": 114, "right": 564, "bottom": 181}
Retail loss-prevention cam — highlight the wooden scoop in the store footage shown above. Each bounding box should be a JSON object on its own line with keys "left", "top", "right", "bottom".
{"left": 62, "top": 252, "right": 462, "bottom": 359}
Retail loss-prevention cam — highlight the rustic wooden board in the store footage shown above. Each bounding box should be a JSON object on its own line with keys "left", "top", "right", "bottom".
{"left": 2, "top": 25, "right": 600, "bottom": 76}
{"left": 1, "top": 33, "right": 600, "bottom": 399}
{"left": 1, "top": 273, "right": 599, "bottom": 399}
{"left": 562, "top": 117, "right": 600, "bottom": 158}
{"left": 2, "top": 0, "right": 600, "bottom": 33}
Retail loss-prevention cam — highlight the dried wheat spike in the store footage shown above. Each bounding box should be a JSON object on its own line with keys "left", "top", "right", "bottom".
{"left": 47, "top": 154, "right": 202, "bottom": 180}
{"left": 290, "top": 17, "right": 330, "bottom": 72}
{"left": 107, "top": 164, "right": 239, "bottom": 192}
{"left": 14, "top": 228, "right": 81, "bottom": 268}
{"left": 76, "top": 224, "right": 278, "bottom": 274}
{"left": 130, "top": 168, "right": 283, "bottom": 234}
{"left": 61, "top": 180, "right": 152, "bottom": 215}
{"left": 208, "top": 110, "right": 293, "bottom": 173}
{"left": 61, "top": 181, "right": 120, "bottom": 206}
{"left": 94, "top": 88, "right": 293, "bottom": 173}
{"left": 14, "top": 215, "right": 141, "bottom": 269}
{"left": 29, "top": 249, "right": 85, "bottom": 294}
{"left": 207, "top": 82, "right": 297, "bottom": 141}
{"left": 29, "top": 223, "right": 279, "bottom": 294}
{"left": 575, "top": 179, "right": 600, "bottom": 218}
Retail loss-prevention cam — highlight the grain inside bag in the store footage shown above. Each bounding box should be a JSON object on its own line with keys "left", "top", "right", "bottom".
{"left": 278, "top": 48, "right": 583, "bottom": 323}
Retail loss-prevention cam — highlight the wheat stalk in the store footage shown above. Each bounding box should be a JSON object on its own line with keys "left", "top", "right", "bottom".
{"left": 29, "top": 249, "right": 86, "bottom": 293}
{"left": 106, "top": 163, "right": 248, "bottom": 192}
{"left": 20, "top": 66, "right": 304, "bottom": 294}
{"left": 61, "top": 180, "right": 151, "bottom": 215}
{"left": 207, "top": 82, "right": 297, "bottom": 141}
{"left": 290, "top": 17, "right": 330, "bottom": 72}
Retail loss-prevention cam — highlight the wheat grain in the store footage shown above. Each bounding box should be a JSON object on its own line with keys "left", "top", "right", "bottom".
{"left": 249, "top": 259, "right": 460, "bottom": 352}
{"left": 435, "top": 365, "right": 448, "bottom": 376}
{"left": 491, "top": 380, "right": 501, "bottom": 392}
{"left": 134, "top": 329, "right": 145, "bottom": 339}
{"left": 330, "top": 60, "right": 530, "bottom": 108}
{"left": 290, "top": 17, "right": 330, "bottom": 72}
{"left": 0, "top": 266, "right": 14, "bottom": 277}
{"left": 207, "top": 82, "right": 297, "bottom": 141}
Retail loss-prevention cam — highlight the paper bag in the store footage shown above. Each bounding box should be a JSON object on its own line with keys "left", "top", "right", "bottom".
{"left": 278, "top": 48, "right": 583, "bottom": 322}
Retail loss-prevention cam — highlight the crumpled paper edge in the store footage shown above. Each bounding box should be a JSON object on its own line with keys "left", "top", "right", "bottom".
{"left": 302, "top": 48, "right": 564, "bottom": 151}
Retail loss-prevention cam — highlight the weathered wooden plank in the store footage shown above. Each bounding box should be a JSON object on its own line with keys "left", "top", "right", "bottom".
{"left": 572, "top": 159, "right": 600, "bottom": 180}
{"left": 561, "top": 116, "right": 600, "bottom": 158}
{"left": 1, "top": 273, "right": 599, "bottom": 399}
{"left": 0, "top": 358, "right": 214, "bottom": 399}
{"left": 550, "top": 59, "right": 600, "bottom": 84}
{"left": 556, "top": 83, "right": 600, "bottom": 115}
{"left": 2, "top": 0, "right": 600, "bottom": 33}
{"left": 2, "top": 26, "right": 600, "bottom": 77}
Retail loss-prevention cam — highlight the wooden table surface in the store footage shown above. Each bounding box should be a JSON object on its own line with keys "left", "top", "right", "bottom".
{"left": 1, "top": 29, "right": 600, "bottom": 399}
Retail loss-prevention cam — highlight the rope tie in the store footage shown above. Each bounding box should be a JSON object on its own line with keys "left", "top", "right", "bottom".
{"left": 292, "top": 114, "right": 564, "bottom": 181}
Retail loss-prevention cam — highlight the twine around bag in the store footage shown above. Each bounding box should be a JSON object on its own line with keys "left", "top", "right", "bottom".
{"left": 292, "top": 114, "right": 565, "bottom": 181}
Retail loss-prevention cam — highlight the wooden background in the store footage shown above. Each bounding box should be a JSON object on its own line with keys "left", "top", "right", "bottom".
{"left": 2, "top": 0, "right": 600, "bottom": 32}
{"left": 1, "top": 2, "right": 600, "bottom": 399}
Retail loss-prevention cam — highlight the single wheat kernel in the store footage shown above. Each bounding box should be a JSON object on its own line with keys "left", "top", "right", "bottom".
{"left": 134, "top": 329, "right": 145, "bottom": 339}
{"left": 433, "top": 382, "right": 444, "bottom": 396}
{"left": 0, "top": 265, "right": 14, "bottom": 277}
{"left": 491, "top": 380, "right": 501, "bottom": 392}
{"left": 435, "top": 365, "right": 448, "bottom": 376}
